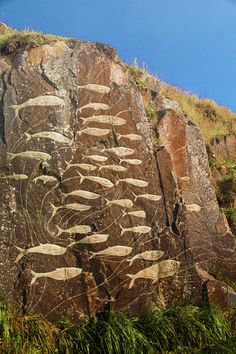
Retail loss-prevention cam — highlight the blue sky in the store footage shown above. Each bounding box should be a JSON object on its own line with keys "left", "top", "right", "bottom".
{"left": 1, "top": 0, "right": 236, "bottom": 111}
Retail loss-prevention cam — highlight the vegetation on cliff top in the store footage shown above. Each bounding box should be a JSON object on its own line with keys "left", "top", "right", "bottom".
{"left": 0, "top": 27, "right": 67, "bottom": 55}
{"left": 0, "top": 297, "right": 236, "bottom": 353}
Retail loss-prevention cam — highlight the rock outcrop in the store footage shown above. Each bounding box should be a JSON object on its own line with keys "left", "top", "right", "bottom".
{"left": 0, "top": 39, "right": 235, "bottom": 321}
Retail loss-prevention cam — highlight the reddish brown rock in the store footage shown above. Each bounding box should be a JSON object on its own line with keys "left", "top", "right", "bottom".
{"left": 0, "top": 39, "right": 235, "bottom": 321}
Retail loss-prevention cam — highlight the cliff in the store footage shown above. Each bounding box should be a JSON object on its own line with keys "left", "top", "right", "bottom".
{"left": 0, "top": 29, "right": 235, "bottom": 321}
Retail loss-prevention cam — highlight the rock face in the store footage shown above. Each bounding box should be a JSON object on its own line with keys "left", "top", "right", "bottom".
{"left": 210, "top": 134, "right": 236, "bottom": 162}
{"left": 0, "top": 39, "right": 235, "bottom": 321}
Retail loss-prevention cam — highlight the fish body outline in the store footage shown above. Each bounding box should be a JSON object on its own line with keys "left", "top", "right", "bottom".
{"left": 78, "top": 103, "right": 110, "bottom": 113}
{"left": 121, "top": 210, "right": 146, "bottom": 219}
{"left": 56, "top": 225, "right": 92, "bottom": 236}
{"left": 90, "top": 245, "right": 132, "bottom": 259}
{"left": 117, "top": 133, "right": 142, "bottom": 141}
{"left": 106, "top": 198, "right": 133, "bottom": 209}
{"left": 82, "top": 154, "right": 108, "bottom": 162}
{"left": 132, "top": 192, "right": 162, "bottom": 202}
{"left": 10, "top": 95, "right": 65, "bottom": 113}
{"left": 15, "top": 243, "right": 68, "bottom": 262}
{"left": 80, "top": 115, "right": 126, "bottom": 126}
{"left": 101, "top": 147, "right": 135, "bottom": 157}
{"left": 77, "top": 127, "right": 111, "bottom": 137}
{"left": 33, "top": 175, "right": 58, "bottom": 184}
{"left": 127, "top": 260, "right": 180, "bottom": 289}
{"left": 25, "top": 131, "right": 72, "bottom": 145}
{"left": 78, "top": 84, "right": 110, "bottom": 94}
{"left": 116, "top": 178, "right": 149, "bottom": 188}
{"left": 74, "top": 234, "right": 109, "bottom": 244}
{"left": 8, "top": 151, "right": 52, "bottom": 161}
{"left": 119, "top": 158, "right": 142, "bottom": 165}
{"left": 98, "top": 164, "right": 127, "bottom": 172}
{"left": 63, "top": 190, "right": 100, "bottom": 200}
{"left": 127, "top": 250, "right": 164, "bottom": 266}
{"left": 119, "top": 223, "right": 151, "bottom": 236}
{"left": 78, "top": 172, "right": 114, "bottom": 188}
{"left": 0, "top": 173, "right": 29, "bottom": 180}
{"left": 50, "top": 202, "right": 91, "bottom": 217}
{"left": 31, "top": 267, "right": 82, "bottom": 285}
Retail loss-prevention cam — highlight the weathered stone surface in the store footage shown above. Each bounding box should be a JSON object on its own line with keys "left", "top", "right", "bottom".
{"left": 0, "top": 40, "right": 235, "bottom": 321}
{"left": 210, "top": 134, "right": 236, "bottom": 162}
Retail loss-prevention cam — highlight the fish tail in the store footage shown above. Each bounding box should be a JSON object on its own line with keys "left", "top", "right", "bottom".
{"left": 14, "top": 246, "right": 25, "bottom": 262}
{"left": 131, "top": 191, "right": 137, "bottom": 201}
{"left": 97, "top": 164, "right": 103, "bottom": 171}
{"left": 30, "top": 270, "right": 38, "bottom": 285}
{"left": 126, "top": 274, "right": 136, "bottom": 289}
{"left": 89, "top": 251, "right": 96, "bottom": 259}
{"left": 105, "top": 198, "right": 110, "bottom": 206}
{"left": 118, "top": 158, "right": 123, "bottom": 165}
{"left": 24, "top": 132, "right": 31, "bottom": 141}
{"left": 81, "top": 154, "right": 85, "bottom": 160}
{"left": 55, "top": 225, "right": 63, "bottom": 237}
{"left": 80, "top": 117, "right": 86, "bottom": 124}
{"left": 8, "top": 153, "right": 15, "bottom": 160}
{"left": 65, "top": 160, "right": 70, "bottom": 167}
{"left": 121, "top": 209, "right": 126, "bottom": 217}
{"left": 117, "top": 133, "right": 121, "bottom": 140}
{"left": 115, "top": 180, "right": 120, "bottom": 186}
{"left": 126, "top": 258, "right": 134, "bottom": 266}
{"left": 119, "top": 223, "right": 125, "bottom": 236}
{"left": 50, "top": 202, "right": 57, "bottom": 216}
{"left": 77, "top": 171, "right": 84, "bottom": 184}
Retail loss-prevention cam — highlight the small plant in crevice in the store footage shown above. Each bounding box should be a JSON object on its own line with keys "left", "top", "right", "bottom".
{"left": 145, "top": 104, "right": 158, "bottom": 118}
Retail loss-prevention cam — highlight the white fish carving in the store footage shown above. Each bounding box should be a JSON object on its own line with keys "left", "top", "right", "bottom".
{"left": 106, "top": 198, "right": 133, "bottom": 209}
{"left": 98, "top": 164, "right": 127, "bottom": 172}
{"left": 127, "top": 260, "right": 180, "bottom": 289}
{"left": 78, "top": 172, "right": 114, "bottom": 188}
{"left": 56, "top": 225, "right": 92, "bottom": 236}
{"left": 81, "top": 115, "right": 126, "bottom": 126}
{"left": 78, "top": 84, "right": 110, "bottom": 94}
{"left": 8, "top": 151, "right": 52, "bottom": 161}
{"left": 25, "top": 131, "right": 71, "bottom": 144}
{"left": 119, "top": 224, "right": 151, "bottom": 236}
{"left": 33, "top": 175, "right": 58, "bottom": 184}
{"left": 78, "top": 103, "right": 110, "bottom": 113}
{"left": 101, "top": 147, "right": 135, "bottom": 157}
{"left": 65, "top": 161, "right": 97, "bottom": 171}
{"left": 127, "top": 250, "right": 164, "bottom": 266}
{"left": 90, "top": 246, "right": 132, "bottom": 259}
{"left": 63, "top": 190, "right": 100, "bottom": 200}
{"left": 82, "top": 154, "right": 108, "bottom": 162}
{"left": 186, "top": 204, "right": 201, "bottom": 212}
{"left": 119, "top": 158, "right": 142, "bottom": 165}
{"left": 15, "top": 243, "right": 68, "bottom": 262}
{"left": 132, "top": 192, "right": 162, "bottom": 201}
{"left": 74, "top": 234, "right": 109, "bottom": 244}
{"left": 78, "top": 127, "right": 111, "bottom": 137}
{"left": 117, "top": 133, "right": 142, "bottom": 141}
{"left": 50, "top": 202, "right": 91, "bottom": 216}
{"left": 116, "top": 178, "right": 149, "bottom": 188}
{"left": 0, "top": 173, "right": 28, "bottom": 180}
{"left": 31, "top": 267, "right": 82, "bottom": 285}
{"left": 9, "top": 95, "right": 65, "bottom": 114}
{"left": 121, "top": 210, "right": 146, "bottom": 219}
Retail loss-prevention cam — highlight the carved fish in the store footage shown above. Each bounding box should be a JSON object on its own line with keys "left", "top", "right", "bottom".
{"left": 98, "top": 164, "right": 127, "bottom": 172}
{"left": 77, "top": 127, "right": 111, "bottom": 137}
{"left": 127, "top": 250, "right": 164, "bottom": 266}
{"left": 121, "top": 210, "right": 146, "bottom": 219}
{"left": 0, "top": 173, "right": 28, "bottom": 180}
{"left": 132, "top": 192, "right": 162, "bottom": 201}
{"left": 78, "top": 103, "right": 110, "bottom": 113}
{"left": 119, "top": 224, "right": 151, "bottom": 236}
{"left": 65, "top": 162, "right": 97, "bottom": 172}
{"left": 127, "top": 260, "right": 180, "bottom": 289}
{"left": 78, "top": 84, "right": 110, "bottom": 94}
{"left": 81, "top": 115, "right": 126, "bottom": 126}
{"left": 56, "top": 225, "right": 92, "bottom": 236}
{"left": 90, "top": 246, "right": 132, "bottom": 259}
{"left": 50, "top": 202, "right": 91, "bottom": 216}
{"left": 63, "top": 190, "right": 100, "bottom": 200}
{"left": 119, "top": 158, "right": 142, "bottom": 165}
{"left": 74, "top": 234, "right": 109, "bottom": 244}
{"left": 117, "top": 133, "right": 142, "bottom": 141}
{"left": 106, "top": 198, "right": 133, "bottom": 208}
{"left": 15, "top": 243, "right": 68, "bottom": 262}
{"left": 101, "top": 147, "right": 135, "bottom": 157}
{"left": 8, "top": 151, "right": 52, "bottom": 161}
{"left": 9, "top": 95, "right": 65, "bottom": 114}
{"left": 82, "top": 154, "right": 108, "bottom": 162}
{"left": 78, "top": 172, "right": 114, "bottom": 188}
{"left": 116, "top": 178, "right": 149, "bottom": 188}
{"left": 186, "top": 204, "right": 201, "bottom": 212}
{"left": 33, "top": 175, "right": 58, "bottom": 184}
{"left": 31, "top": 267, "right": 82, "bottom": 285}
{"left": 25, "top": 131, "right": 72, "bottom": 144}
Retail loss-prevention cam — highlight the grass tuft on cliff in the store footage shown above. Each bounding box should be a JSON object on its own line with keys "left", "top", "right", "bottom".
{"left": 0, "top": 297, "right": 236, "bottom": 353}
{"left": 0, "top": 27, "right": 67, "bottom": 55}
{"left": 159, "top": 82, "right": 236, "bottom": 141}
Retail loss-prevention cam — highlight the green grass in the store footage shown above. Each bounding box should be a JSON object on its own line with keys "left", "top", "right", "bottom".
{"left": 0, "top": 297, "right": 236, "bottom": 353}
{"left": 0, "top": 27, "right": 68, "bottom": 55}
